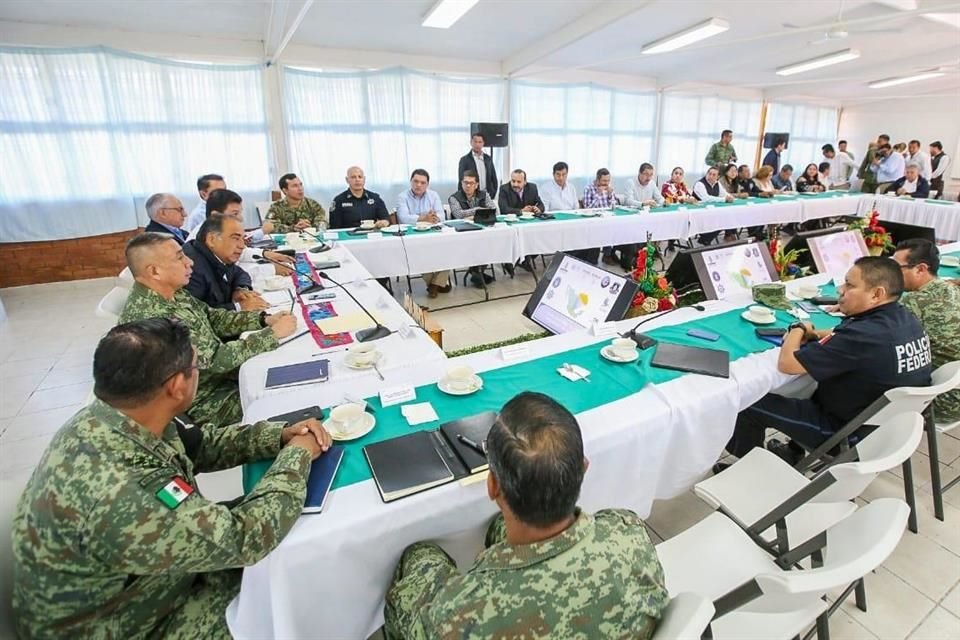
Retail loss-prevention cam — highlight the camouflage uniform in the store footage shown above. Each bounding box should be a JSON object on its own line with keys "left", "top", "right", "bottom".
{"left": 12, "top": 399, "right": 311, "bottom": 639}
{"left": 119, "top": 282, "right": 278, "bottom": 425}
{"left": 384, "top": 508, "right": 668, "bottom": 640}
{"left": 266, "top": 197, "right": 328, "bottom": 233}
{"left": 901, "top": 278, "right": 960, "bottom": 422}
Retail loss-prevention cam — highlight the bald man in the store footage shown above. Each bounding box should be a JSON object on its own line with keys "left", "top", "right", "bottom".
{"left": 329, "top": 166, "right": 390, "bottom": 229}
{"left": 118, "top": 232, "right": 297, "bottom": 425}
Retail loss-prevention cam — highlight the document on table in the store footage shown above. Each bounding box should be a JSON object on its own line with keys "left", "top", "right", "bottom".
{"left": 314, "top": 310, "right": 386, "bottom": 334}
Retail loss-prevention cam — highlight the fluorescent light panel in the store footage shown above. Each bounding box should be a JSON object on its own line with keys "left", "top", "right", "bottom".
{"left": 922, "top": 12, "right": 960, "bottom": 29}
{"left": 868, "top": 72, "right": 945, "bottom": 89}
{"left": 422, "top": 0, "right": 479, "bottom": 29}
{"left": 641, "top": 18, "right": 730, "bottom": 55}
{"left": 776, "top": 49, "right": 860, "bottom": 76}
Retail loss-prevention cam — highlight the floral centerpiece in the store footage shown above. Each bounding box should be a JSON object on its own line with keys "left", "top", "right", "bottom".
{"left": 768, "top": 225, "right": 806, "bottom": 280}
{"left": 627, "top": 234, "right": 678, "bottom": 316}
{"left": 848, "top": 205, "right": 894, "bottom": 256}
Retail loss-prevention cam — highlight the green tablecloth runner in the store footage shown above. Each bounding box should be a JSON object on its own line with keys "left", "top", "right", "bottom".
{"left": 243, "top": 303, "right": 843, "bottom": 493}
{"left": 941, "top": 251, "right": 960, "bottom": 279}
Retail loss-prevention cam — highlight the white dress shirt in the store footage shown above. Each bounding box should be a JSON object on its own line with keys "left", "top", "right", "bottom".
{"left": 396, "top": 189, "right": 444, "bottom": 224}
{"left": 907, "top": 151, "right": 933, "bottom": 180}
{"left": 899, "top": 177, "right": 919, "bottom": 194}
{"left": 472, "top": 152, "right": 486, "bottom": 193}
{"left": 930, "top": 153, "right": 952, "bottom": 181}
{"left": 540, "top": 180, "right": 579, "bottom": 211}
{"left": 185, "top": 200, "right": 207, "bottom": 232}
{"left": 693, "top": 180, "right": 729, "bottom": 203}
{"left": 827, "top": 152, "right": 856, "bottom": 184}
{"left": 624, "top": 177, "right": 664, "bottom": 207}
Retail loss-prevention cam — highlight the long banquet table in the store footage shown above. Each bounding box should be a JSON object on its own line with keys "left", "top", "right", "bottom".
{"left": 225, "top": 190, "right": 960, "bottom": 638}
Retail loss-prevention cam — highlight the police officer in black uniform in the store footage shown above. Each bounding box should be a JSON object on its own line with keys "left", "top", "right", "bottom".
{"left": 329, "top": 166, "right": 391, "bottom": 229}
{"left": 723, "top": 256, "right": 932, "bottom": 465}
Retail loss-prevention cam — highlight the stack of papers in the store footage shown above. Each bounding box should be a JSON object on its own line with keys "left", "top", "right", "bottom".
{"left": 400, "top": 402, "right": 439, "bottom": 426}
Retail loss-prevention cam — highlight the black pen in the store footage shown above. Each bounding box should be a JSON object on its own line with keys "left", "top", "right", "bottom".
{"left": 457, "top": 434, "right": 487, "bottom": 457}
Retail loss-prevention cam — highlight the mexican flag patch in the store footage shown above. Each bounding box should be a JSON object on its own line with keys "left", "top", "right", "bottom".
{"left": 156, "top": 477, "right": 194, "bottom": 509}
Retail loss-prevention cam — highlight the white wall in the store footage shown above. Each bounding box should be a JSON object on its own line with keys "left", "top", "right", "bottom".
{"left": 838, "top": 95, "right": 960, "bottom": 198}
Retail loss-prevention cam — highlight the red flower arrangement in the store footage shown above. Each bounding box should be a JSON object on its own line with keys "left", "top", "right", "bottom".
{"left": 628, "top": 233, "right": 678, "bottom": 316}
{"left": 847, "top": 205, "right": 894, "bottom": 255}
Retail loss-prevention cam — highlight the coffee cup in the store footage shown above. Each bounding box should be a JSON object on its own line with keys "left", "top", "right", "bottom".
{"left": 797, "top": 284, "right": 820, "bottom": 299}
{"left": 348, "top": 343, "right": 379, "bottom": 365}
{"left": 941, "top": 255, "right": 959, "bottom": 268}
{"left": 747, "top": 305, "right": 776, "bottom": 323}
{"left": 415, "top": 221, "right": 432, "bottom": 231}
{"left": 360, "top": 219, "right": 376, "bottom": 229}
{"left": 445, "top": 365, "right": 476, "bottom": 391}
{"left": 610, "top": 337, "right": 638, "bottom": 358}
{"left": 520, "top": 212, "right": 535, "bottom": 219}
{"left": 504, "top": 213, "right": 518, "bottom": 222}
{"left": 330, "top": 403, "right": 364, "bottom": 432}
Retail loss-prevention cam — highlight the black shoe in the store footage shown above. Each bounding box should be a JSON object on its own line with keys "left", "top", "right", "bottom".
{"left": 712, "top": 462, "right": 731, "bottom": 475}
{"left": 503, "top": 263, "right": 515, "bottom": 277}
{"left": 470, "top": 273, "right": 484, "bottom": 288}
{"left": 482, "top": 273, "right": 494, "bottom": 284}
{"left": 518, "top": 260, "right": 534, "bottom": 273}
{"left": 766, "top": 439, "right": 803, "bottom": 466}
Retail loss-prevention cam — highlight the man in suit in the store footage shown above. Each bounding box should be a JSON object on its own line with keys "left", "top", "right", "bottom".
{"left": 890, "top": 163, "right": 931, "bottom": 199}
{"left": 458, "top": 132, "right": 498, "bottom": 199}
{"left": 497, "top": 169, "right": 544, "bottom": 215}
{"left": 183, "top": 213, "right": 269, "bottom": 312}
{"left": 144, "top": 193, "right": 188, "bottom": 245}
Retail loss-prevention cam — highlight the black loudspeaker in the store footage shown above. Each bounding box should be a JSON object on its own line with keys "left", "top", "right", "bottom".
{"left": 763, "top": 132, "right": 790, "bottom": 149}
{"left": 471, "top": 122, "right": 509, "bottom": 148}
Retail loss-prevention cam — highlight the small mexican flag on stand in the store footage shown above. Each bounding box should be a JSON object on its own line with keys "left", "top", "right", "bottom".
{"left": 156, "top": 477, "right": 194, "bottom": 509}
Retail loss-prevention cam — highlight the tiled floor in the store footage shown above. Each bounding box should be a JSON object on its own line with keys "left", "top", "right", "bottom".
{"left": 2, "top": 273, "right": 959, "bottom": 640}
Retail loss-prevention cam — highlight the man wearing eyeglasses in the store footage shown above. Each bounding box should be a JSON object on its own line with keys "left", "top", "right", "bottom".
{"left": 144, "top": 193, "right": 189, "bottom": 245}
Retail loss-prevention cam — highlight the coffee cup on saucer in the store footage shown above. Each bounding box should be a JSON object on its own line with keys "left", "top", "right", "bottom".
{"left": 610, "top": 337, "right": 638, "bottom": 359}
{"left": 504, "top": 213, "right": 518, "bottom": 222}
{"left": 330, "top": 403, "right": 364, "bottom": 432}
{"left": 415, "top": 221, "right": 432, "bottom": 231}
{"left": 348, "top": 343, "right": 379, "bottom": 365}
{"left": 445, "top": 365, "right": 476, "bottom": 391}
{"left": 746, "top": 305, "right": 776, "bottom": 323}
{"left": 941, "top": 255, "right": 960, "bottom": 268}
{"left": 796, "top": 284, "right": 820, "bottom": 299}
{"left": 520, "top": 212, "right": 535, "bottom": 219}
{"left": 360, "top": 219, "right": 376, "bottom": 229}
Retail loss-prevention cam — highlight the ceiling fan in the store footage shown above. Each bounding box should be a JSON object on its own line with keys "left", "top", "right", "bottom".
{"left": 783, "top": 0, "right": 902, "bottom": 45}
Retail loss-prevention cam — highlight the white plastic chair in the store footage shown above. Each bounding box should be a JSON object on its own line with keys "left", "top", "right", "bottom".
{"left": 0, "top": 476, "right": 30, "bottom": 640}
{"left": 116, "top": 266, "right": 134, "bottom": 289}
{"left": 656, "top": 498, "right": 910, "bottom": 640}
{"left": 95, "top": 287, "right": 130, "bottom": 320}
{"left": 919, "top": 361, "right": 960, "bottom": 521}
{"left": 695, "top": 412, "right": 923, "bottom": 550}
{"left": 651, "top": 592, "right": 715, "bottom": 640}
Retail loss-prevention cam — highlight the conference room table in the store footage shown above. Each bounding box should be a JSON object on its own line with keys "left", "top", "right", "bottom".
{"left": 857, "top": 194, "right": 960, "bottom": 242}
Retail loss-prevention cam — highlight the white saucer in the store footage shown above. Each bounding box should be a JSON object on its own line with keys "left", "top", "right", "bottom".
{"left": 323, "top": 412, "right": 376, "bottom": 441}
{"left": 263, "top": 276, "right": 291, "bottom": 291}
{"left": 344, "top": 351, "right": 383, "bottom": 370}
{"left": 413, "top": 226, "right": 433, "bottom": 232}
{"left": 741, "top": 310, "right": 776, "bottom": 325}
{"left": 437, "top": 374, "right": 483, "bottom": 396}
{"left": 519, "top": 215, "right": 536, "bottom": 221}
{"left": 600, "top": 345, "right": 639, "bottom": 363}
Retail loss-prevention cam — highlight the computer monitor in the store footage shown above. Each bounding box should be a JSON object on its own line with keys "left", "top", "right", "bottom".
{"left": 807, "top": 229, "right": 869, "bottom": 282}
{"left": 880, "top": 219, "right": 936, "bottom": 246}
{"left": 522, "top": 254, "right": 639, "bottom": 335}
{"left": 782, "top": 225, "right": 847, "bottom": 271}
{"left": 665, "top": 239, "right": 778, "bottom": 300}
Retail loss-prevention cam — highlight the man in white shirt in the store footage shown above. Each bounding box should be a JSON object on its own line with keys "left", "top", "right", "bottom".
{"left": 624, "top": 163, "right": 664, "bottom": 208}
{"left": 396, "top": 169, "right": 450, "bottom": 298}
{"left": 693, "top": 167, "right": 734, "bottom": 203}
{"left": 906, "top": 140, "right": 932, "bottom": 180}
{"left": 457, "top": 133, "right": 498, "bottom": 199}
{"left": 929, "top": 141, "right": 951, "bottom": 199}
{"left": 821, "top": 144, "right": 854, "bottom": 189}
{"left": 540, "top": 162, "right": 580, "bottom": 211}
{"left": 185, "top": 174, "right": 226, "bottom": 232}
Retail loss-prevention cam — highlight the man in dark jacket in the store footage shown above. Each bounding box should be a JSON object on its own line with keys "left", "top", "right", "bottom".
{"left": 458, "top": 132, "right": 499, "bottom": 199}
{"left": 144, "top": 192, "right": 187, "bottom": 245}
{"left": 497, "top": 169, "right": 545, "bottom": 214}
{"left": 890, "top": 163, "right": 931, "bottom": 199}
{"left": 183, "top": 213, "right": 269, "bottom": 311}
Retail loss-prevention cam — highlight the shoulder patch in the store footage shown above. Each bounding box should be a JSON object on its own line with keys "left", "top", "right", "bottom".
{"left": 156, "top": 477, "right": 194, "bottom": 509}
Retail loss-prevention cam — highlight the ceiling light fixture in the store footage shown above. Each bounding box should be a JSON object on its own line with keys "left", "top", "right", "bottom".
{"left": 422, "top": 0, "right": 480, "bottom": 29}
{"left": 640, "top": 18, "right": 730, "bottom": 55}
{"left": 868, "top": 72, "right": 945, "bottom": 89}
{"left": 776, "top": 49, "right": 860, "bottom": 76}
{"left": 922, "top": 12, "right": 960, "bottom": 29}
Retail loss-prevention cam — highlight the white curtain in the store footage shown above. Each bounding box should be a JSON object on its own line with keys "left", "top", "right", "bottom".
{"left": 657, "top": 93, "right": 762, "bottom": 181}
{"left": 765, "top": 102, "right": 839, "bottom": 172}
{"left": 509, "top": 81, "right": 657, "bottom": 192}
{"left": 0, "top": 46, "right": 272, "bottom": 242}
{"left": 283, "top": 67, "right": 506, "bottom": 209}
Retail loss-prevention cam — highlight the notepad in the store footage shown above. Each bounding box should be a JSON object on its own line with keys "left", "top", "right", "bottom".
{"left": 314, "top": 311, "right": 384, "bottom": 334}
{"left": 303, "top": 446, "right": 344, "bottom": 514}
{"left": 264, "top": 360, "right": 329, "bottom": 389}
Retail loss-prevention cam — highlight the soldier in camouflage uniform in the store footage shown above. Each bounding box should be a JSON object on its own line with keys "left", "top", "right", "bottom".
{"left": 12, "top": 318, "right": 332, "bottom": 639}
{"left": 118, "top": 233, "right": 298, "bottom": 425}
{"left": 893, "top": 240, "right": 960, "bottom": 422}
{"left": 384, "top": 392, "right": 668, "bottom": 639}
{"left": 266, "top": 172, "right": 328, "bottom": 233}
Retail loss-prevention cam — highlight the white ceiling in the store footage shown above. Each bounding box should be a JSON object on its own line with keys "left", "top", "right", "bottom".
{"left": 0, "top": 0, "right": 958, "bottom": 102}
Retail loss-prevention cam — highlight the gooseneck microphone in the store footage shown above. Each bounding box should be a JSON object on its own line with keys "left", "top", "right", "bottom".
{"left": 621, "top": 304, "right": 706, "bottom": 350}
{"left": 317, "top": 271, "right": 392, "bottom": 343}
{"left": 256, "top": 254, "right": 325, "bottom": 295}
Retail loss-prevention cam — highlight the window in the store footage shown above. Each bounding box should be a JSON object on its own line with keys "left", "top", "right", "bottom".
{"left": 764, "top": 102, "right": 839, "bottom": 171}
{"left": 0, "top": 46, "right": 272, "bottom": 241}
{"left": 283, "top": 68, "right": 506, "bottom": 206}
{"left": 509, "top": 81, "right": 656, "bottom": 189}
{"left": 658, "top": 94, "right": 762, "bottom": 179}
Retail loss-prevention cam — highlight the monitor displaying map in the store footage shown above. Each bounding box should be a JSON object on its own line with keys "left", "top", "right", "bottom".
{"left": 523, "top": 254, "right": 639, "bottom": 334}
{"left": 807, "top": 230, "right": 869, "bottom": 283}
{"left": 691, "top": 240, "right": 779, "bottom": 301}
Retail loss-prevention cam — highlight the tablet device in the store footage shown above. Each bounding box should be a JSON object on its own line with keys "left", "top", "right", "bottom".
{"left": 651, "top": 343, "right": 730, "bottom": 378}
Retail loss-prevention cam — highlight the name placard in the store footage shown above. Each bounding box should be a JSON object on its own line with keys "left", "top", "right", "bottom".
{"left": 323, "top": 231, "right": 339, "bottom": 240}
{"left": 500, "top": 344, "right": 530, "bottom": 361}
{"left": 591, "top": 321, "right": 617, "bottom": 338}
{"left": 379, "top": 386, "right": 416, "bottom": 408}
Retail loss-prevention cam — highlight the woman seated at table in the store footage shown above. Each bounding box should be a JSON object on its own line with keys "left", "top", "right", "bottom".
{"left": 720, "top": 164, "right": 749, "bottom": 199}
{"left": 661, "top": 166, "right": 697, "bottom": 204}
{"left": 796, "top": 163, "right": 826, "bottom": 193}
{"left": 753, "top": 165, "right": 781, "bottom": 195}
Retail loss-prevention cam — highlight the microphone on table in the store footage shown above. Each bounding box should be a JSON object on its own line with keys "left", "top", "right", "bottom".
{"left": 256, "top": 254, "right": 324, "bottom": 295}
{"left": 297, "top": 229, "right": 333, "bottom": 253}
{"left": 317, "top": 271, "right": 392, "bottom": 343}
{"left": 621, "top": 304, "right": 706, "bottom": 350}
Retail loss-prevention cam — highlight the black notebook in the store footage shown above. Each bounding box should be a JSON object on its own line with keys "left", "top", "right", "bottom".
{"left": 364, "top": 411, "right": 497, "bottom": 503}
{"left": 265, "top": 360, "right": 329, "bottom": 389}
{"left": 267, "top": 405, "right": 324, "bottom": 425}
{"left": 651, "top": 342, "right": 730, "bottom": 379}
{"left": 304, "top": 446, "right": 344, "bottom": 514}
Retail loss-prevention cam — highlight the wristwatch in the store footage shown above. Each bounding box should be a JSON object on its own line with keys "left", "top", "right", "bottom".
{"left": 259, "top": 311, "right": 268, "bottom": 328}
{"left": 787, "top": 322, "right": 807, "bottom": 335}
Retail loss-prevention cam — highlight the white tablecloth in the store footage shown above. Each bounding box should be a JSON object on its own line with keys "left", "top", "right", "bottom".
{"left": 858, "top": 196, "right": 960, "bottom": 242}
{"left": 796, "top": 193, "right": 862, "bottom": 222}
{"left": 515, "top": 210, "right": 690, "bottom": 257}
{"left": 687, "top": 199, "right": 802, "bottom": 236}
